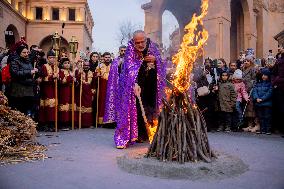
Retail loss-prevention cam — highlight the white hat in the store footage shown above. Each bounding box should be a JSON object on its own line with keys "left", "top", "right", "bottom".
{"left": 245, "top": 55, "right": 254, "bottom": 61}
{"left": 232, "top": 69, "right": 243, "bottom": 79}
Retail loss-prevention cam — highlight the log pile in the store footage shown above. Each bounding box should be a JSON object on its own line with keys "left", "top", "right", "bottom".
{"left": 146, "top": 90, "right": 216, "bottom": 164}
{"left": 0, "top": 92, "right": 47, "bottom": 165}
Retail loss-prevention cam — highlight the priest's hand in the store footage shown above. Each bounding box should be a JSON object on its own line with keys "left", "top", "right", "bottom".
{"left": 147, "top": 62, "right": 155, "bottom": 70}
{"left": 134, "top": 83, "right": 141, "bottom": 97}
{"left": 144, "top": 55, "right": 156, "bottom": 63}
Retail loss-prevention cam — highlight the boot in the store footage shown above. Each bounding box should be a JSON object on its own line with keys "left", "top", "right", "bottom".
{"left": 249, "top": 124, "right": 260, "bottom": 133}
{"left": 249, "top": 118, "right": 260, "bottom": 133}
{"left": 242, "top": 125, "right": 254, "bottom": 132}
{"left": 243, "top": 119, "right": 254, "bottom": 132}
{"left": 217, "top": 125, "right": 224, "bottom": 132}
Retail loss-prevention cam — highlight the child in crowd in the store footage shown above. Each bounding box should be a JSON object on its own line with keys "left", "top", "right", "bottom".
{"left": 214, "top": 71, "right": 237, "bottom": 132}
{"left": 58, "top": 58, "right": 75, "bottom": 130}
{"left": 232, "top": 69, "right": 249, "bottom": 130}
{"left": 252, "top": 68, "right": 273, "bottom": 134}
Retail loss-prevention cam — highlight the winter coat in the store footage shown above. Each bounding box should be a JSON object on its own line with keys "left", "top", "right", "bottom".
{"left": 9, "top": 54, "right": 34, "bottom": 97}
{"left": 272, "top": 56, "right": 284, "bottom": 91}
{"left": 242, "top": 66, "right": 256, "bottom": 117}
{"left": 242, "top": 66, "right": 256, "bottom": 92}
{"left": 252, "top": 81, "right": 273, "bottom": 107}
{"left": 217, "top": 81, "right": 237, "bottom": 112}
{"left": 233, "top": 81, "right": 249, "bottom": 102}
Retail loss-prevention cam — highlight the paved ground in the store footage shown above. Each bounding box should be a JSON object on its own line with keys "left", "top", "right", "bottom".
{"left": 0, "top": 128, "right": 284, "bottom": 189}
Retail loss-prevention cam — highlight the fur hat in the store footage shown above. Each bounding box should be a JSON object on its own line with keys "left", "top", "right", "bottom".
{"left": 232, "top": 69, "right": 243, "bottom": 79}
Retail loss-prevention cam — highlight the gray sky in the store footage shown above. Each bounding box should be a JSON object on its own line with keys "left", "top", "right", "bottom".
{"left": 88, "top": 0, "right": 178, "bottom": 54}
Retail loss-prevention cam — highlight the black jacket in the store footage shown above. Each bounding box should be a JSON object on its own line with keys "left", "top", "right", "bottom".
{"left": 9, "top": 54, "right": 35, "bottom": 97}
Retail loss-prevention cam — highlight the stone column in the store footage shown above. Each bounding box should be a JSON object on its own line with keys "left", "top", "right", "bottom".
{"left": 142, "top": 3, "right": 162, "bottom": 46}
{"left": 11, "top": 0, "right": 16, "bottom": 9}
{"left": 31, "top": 6, "right": 35, "bottom": 20}
{"left": 60, "top": 7, "right": 67, "bottom": 21}
{"left": 75, "top": 7, "right": 80, "bottom": 21}
{"left": 216, "top": 17, "right": 231, "bottom": 62}
{"left": 26, "top": 1, "right": 31, "bottom": 19}
{"left": 245, "top": 9, "right": 257, "bottom": 52}
{"left": 76, "top": 7, "right": 85, "bottom": 21}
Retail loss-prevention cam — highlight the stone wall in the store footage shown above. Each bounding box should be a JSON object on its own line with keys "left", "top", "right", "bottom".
{"left": 143, "top": 0, "right": 284, "bottom": 62}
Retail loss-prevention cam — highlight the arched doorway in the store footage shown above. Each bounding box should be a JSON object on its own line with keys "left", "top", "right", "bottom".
{"left": 5, "top": 24, "right": 20, "bottom": 49}
{"left": 143, "top": 0, "right": 201, "bottom": 48}
{"left": 39, "top": 35, "right": 69, "bottom": 56}
{"left": 162, "top": 10, "right": 180, "bottom": 59}
{"left": 230, "top": 0, "right": 245, "bottom": 61}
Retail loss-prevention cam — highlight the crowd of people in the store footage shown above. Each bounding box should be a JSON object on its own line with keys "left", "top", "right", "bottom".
{"left": 0, "top": 35, "right": 283, "bottom": 140}
{"left": 0, "top": 37, "right": 127, "bottom": 132}
{"left": 191, "top": 48, "right": 284, "bottom": 135}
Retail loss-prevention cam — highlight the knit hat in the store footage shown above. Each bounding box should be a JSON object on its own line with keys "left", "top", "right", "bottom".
{"left": 16, "top": 45, "right": 28, "bottom": 56}
{"left": 232, "top": 69, "right": 243, "bottom": 79}
{"left": 245, "top": 55, "right": 254, "bottom": 62}
{"left": 261, "top": 68, "right": 271, "bottom": 77}
{"left": 246, "top": 48, "right": 255, "bottom": 57}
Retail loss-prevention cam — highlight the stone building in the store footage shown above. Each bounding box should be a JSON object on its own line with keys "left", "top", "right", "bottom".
{"left": 142, "top": 0, "right": 284, "bottom": 62}
{"left": 0, "top": 0, "right": 94, "bottom": 55}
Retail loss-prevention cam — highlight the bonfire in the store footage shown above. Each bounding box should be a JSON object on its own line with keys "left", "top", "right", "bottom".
{"left": 146, "top": 0, "right": 216, "bottom": 163}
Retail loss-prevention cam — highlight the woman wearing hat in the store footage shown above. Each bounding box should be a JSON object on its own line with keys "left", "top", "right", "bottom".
{"left": 242, "top": 56, "right": 259, "bottom": 132}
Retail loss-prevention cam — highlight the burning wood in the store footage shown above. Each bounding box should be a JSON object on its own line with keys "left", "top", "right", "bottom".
{"left": 146, "top": 91, "right": 215, "bottom": 163}
{"left": 146, "top": 0, "right": 215, "bottom": 163}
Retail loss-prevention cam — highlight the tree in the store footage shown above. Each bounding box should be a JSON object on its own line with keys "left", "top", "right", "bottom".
{"left": 116, "top": 21, "right": 142, "bottom": 46}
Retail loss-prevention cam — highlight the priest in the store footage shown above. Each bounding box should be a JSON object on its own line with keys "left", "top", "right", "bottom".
{"left": 114, "top": 30, "right": 166, "bottom": 149}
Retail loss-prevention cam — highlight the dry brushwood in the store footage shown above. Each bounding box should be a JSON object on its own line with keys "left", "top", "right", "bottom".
{"left": 0, "top": 92, "right": 47, "bottom": 165}
{"left": 146, "top": 90, "right": 216, "bottom": 164}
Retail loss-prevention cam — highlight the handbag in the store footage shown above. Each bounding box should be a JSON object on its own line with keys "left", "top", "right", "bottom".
{"left": 197, "top": 85, "right": 210, "bottom": 96}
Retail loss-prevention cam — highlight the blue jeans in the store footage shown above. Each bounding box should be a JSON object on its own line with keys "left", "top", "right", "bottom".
{"left": 256, "top": 106, "right": 272, "bottom": 133}
{"left": 236, "top": 101, "right": 243, "bottom": 123}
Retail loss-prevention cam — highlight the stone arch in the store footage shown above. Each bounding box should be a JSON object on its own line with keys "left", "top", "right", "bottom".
{"left": 162, "top": 10, "right": 180, "bottom": 57}
{"left": 143, "top": 0, "right": 201, "bottom": 46}
{"left": 39, "top": 35, "right": 69, "bottom": 55}
{"left": 230, "top": 0, "right": 251, "bottom": 61}
{"left": 5, "top": 24, "right": 20, "bottom": 48}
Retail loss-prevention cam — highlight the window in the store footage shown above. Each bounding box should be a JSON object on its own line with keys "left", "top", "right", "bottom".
{"left": 52, "top": 8, "right": 59, "bottom": 20}
{"left": 35, "top": 7, "right": 43, "bottom": 20}
{"left": 18, "top": 2, "right": 23, "bottom": 13}
{"left": 69, "top": 8, "right": 75, "bottom": 21}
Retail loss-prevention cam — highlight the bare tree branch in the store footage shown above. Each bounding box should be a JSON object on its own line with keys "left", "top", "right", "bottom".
{"left": 116, "top": 21, "right": 143, "bottom": 46}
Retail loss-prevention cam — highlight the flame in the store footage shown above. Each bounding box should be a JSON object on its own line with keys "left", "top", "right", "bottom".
{"left": 172, "top": 0, "right": 209, "bottom": 93}
{"left": 147, "top": 0, "right": 209, "bottom": 144}
{"left": 147, "top": 119, "right": 158, "bottom": 143}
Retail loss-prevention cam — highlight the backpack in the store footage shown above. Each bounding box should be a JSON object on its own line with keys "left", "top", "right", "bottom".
{"left": 1, "top": 64, "right": 11, "bottom": 84}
